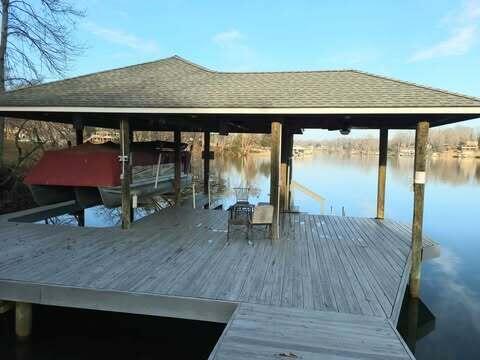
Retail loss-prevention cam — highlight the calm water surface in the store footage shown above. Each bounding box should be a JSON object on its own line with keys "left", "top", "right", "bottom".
{"left": 2, "top": 152, "right": 480, "bottom": 359}
{"left": 208, "top": 152, "right": 480, "bottom": 359}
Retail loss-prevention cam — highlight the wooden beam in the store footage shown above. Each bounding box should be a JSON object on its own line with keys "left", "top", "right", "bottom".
{"left": 203, "top": 132, "right": 210, "bottom": 194}
{"left": 409, "top": 120, "right": 429, "bottom": 298}
{"left": 291, "top": 181, "right": 325, "bottom": 203}
{"left": 376, "top": 128, "right": 388, "bottom": 219}
{"left": 120, "top": 118, "right": 132, "bottom": 229}
{"left": 174, "top": 130, "right": 181, "bottom": 206}
{"left": 270, "top": 121, "right": 282, "bottom": 240}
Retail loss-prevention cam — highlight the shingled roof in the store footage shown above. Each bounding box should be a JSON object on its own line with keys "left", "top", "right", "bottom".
{"left": 0, "top": 55, "right": 479, "bottom": 110}
{"left": 0, "top": 55, "right": 479, "bottom": 131}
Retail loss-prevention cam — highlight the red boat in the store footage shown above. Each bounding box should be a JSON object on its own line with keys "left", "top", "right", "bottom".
{"left": 24, "top": 141, "right": 191, "bottom": 208}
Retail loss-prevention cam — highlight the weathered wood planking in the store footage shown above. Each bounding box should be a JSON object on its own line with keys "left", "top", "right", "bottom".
{"left": 209, "top": 303, "right": 415, "bottom": 360}
{"left": 0, "top": 208, "right": 433, "bottom": 326}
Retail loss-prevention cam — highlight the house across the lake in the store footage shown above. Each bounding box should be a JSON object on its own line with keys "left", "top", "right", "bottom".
{"left": 84, "top": 130, "right": 120, "bottom": 144}
{"left": 459, "top": 140, "right": 478, "bottom": 151}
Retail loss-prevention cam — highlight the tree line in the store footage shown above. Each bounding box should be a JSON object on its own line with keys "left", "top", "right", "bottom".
{"left": 297, "top": 126, "right": 480, "bottom": 153}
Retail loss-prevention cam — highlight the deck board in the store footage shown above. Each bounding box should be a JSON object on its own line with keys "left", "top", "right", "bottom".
{"left": 0, "top": 208, "right": 437, "bottom": 359}
{"left": 0, "top": 208, "right": 421, "bottom": 320}
{"left": 209, "top": 303, "right": 414, "bottom": 360}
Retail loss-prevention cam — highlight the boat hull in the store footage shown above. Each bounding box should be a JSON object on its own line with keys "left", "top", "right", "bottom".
{"left": 74, "top": 187, "right": 102, "bottom": 209}
{"left": 99, "top": 175, "right": 191, "bottom": 208}
{"left": 29, "top": 185, "right": 76, "bottom": 206}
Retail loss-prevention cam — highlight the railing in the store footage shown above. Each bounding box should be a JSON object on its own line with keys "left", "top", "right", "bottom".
{"left": 290, "top": 181, "right": 326, "bottom": 215}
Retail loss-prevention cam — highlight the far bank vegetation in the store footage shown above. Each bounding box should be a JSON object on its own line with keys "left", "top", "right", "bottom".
{"left": 3, "top": 123, "right": 480, "bottom": 173}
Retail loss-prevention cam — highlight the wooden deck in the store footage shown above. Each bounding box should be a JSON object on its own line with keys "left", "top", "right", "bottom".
{"left": 0, "top": 207, "right": 434, "bottom": 359}
{"left": 209, "top": 303, "right": 414, "bottom": 360}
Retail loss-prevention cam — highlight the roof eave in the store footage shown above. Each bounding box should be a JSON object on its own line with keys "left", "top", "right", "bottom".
{"left": 0, "top": 106, "right": 480, "bottom": 115}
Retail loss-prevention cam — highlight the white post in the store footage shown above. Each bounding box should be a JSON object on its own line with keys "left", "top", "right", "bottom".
{"left": 208, "top": 178, "right": 211, "bottom": 209}
{"left": 154, "top": 153, "right": 162, "bottom": 189}
{"left": 192, "top": 182, "right": 196, "bottom": 209}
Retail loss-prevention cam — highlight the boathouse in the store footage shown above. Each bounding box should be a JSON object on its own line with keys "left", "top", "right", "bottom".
{"left": 1, "top": 56, "right": 480, "bottom": 359}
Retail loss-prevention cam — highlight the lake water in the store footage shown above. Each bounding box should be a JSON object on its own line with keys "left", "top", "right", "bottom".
{"left": 2, "top": 152, "right": 480, "bottom": 359}
{"left": 205, "top": 152, "right": 480, "bottom": 359}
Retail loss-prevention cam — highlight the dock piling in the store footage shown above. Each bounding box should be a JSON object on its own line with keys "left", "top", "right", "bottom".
{"left": 409, "top": 120, "right": 429, "bottom": 298}
{"left": 15, "top": 302, "right": 32, "bottom": 339}
{"left": 270, "top": 121, "right": 282, "bottom": 240}
{"left": 280, "top": 126, "right": 289, "bottom": 211}
{"left": 203, "top": 132, "right": 210, "bottom": 194}
{"left": 74, "top": 120, "right": 85, "bottom": 226}
{"left": 286, "top": 132, "right": 294, "bottom": 211}
{"left": 120, "top": 118, "right": 132, "bottom": 229}
{"left": 376, "top": 128, "right": 388, "bottom": 219}
{"left": 174, "top": 130, "right": 181, "bottom": 206}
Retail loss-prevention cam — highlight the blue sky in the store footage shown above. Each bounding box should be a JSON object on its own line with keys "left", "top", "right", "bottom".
{"left": 71, "top": 0, "right": 480, "bottom": 138}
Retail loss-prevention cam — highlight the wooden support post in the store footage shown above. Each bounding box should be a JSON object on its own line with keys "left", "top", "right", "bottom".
{"left": 203, "top": 132, "right": 210, "bottom": 194}
{"left": 76, "top": 213, "right": 85, "bottom": 227}
{"left": 376, "top": 128, "right": 388, "bottom": 219}
{"left": 75, "top": 126, "right": 83, "bottom": 145}
{"left": 75, "top": 123, "right": 85, "bottom": 226}
{"left": 174, "top": 130, "right": 181, "bottom": 206}
{"left": 279, "top": 127, "right": 289, "bottom": 211}
{"left": 286, "top": 132, "right": 294, "bottom": 211}
{"left": 129, "top": 129, "right": 134, "bottom": 223}
{"left": 15, "top": 302, "right": 32, "bottom": 339}
{"left": 120, "top": 118, "right": 132, "bottom": 229}
{"left": 270, "top": 121, "right": 282, "bottom": 240}
{"left": 284, "top": 166, "right": 290, "bottom": 211}
{"left": 409, "top": 120, "right": 429, "bottom": 298}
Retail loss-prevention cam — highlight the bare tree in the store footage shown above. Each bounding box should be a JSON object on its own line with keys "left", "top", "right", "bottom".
{"left": 0, "top": 0, "right": 84, "bottom": 165}
{"left": 8, "top": 117, "right": 72, "bottom": 164}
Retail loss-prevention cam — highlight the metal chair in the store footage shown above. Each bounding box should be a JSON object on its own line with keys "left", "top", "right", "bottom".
{"left": 233, "top": 187, "right": 250, "bottom": 204}
{"left": 227, "top": 203, "right": 253, "bottom": 242}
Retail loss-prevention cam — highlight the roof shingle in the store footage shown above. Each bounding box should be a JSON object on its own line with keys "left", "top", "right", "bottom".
{"left": 0, "top": 55, "right": 479, "bottom": 109}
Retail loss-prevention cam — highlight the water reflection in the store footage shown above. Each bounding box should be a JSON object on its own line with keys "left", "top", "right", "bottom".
{"left": 416, "top": 245, "right": 480, "bottom": 359}
{"left": 397, "top": 294, "right": 436, "bottom": 355}
{"left": 209, "top": 153, "right": 270, "bottom": 188}
{"left": 294, "top": 154, "right": 480, "bottom": 186}
{"left": 429, "top": 157, "right": 480, "bottom": 185}
{"left": 202, "top": 154, "right": 271, "bottom": 208}
{"left": 212, "top": 154, "right": 480, "bottom": 223}
{"left": 44, "top": 153, "right": 480, "bottom": 226}
{"left": 207, "top": 152, "right": 480, "bottom": 359}
{"left": 41, "top": 205, "right": 157, "bottom": 228}
{"left": 31, "top": 152, "right": 480, "bottom": 359}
